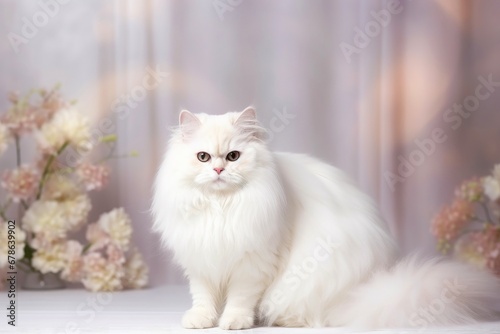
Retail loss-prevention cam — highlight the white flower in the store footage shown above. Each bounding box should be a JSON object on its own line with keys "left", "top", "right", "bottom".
{"left": 483, "top": 165, "right": 500, "bottom": 202}
{"left": 483, "top": 176, "right": 500, "bottom": 202}
{"left": 493, "top": 164, "right": 500, "bottom": 180}
{"left": 123, "top": 248, "right": 148, "bottom": 289}
{"left": 32, "top": 239, "right": 67, "bottom": 274}
{"left": 0, "top": 122, "right": 9, "bottom": 157}
{"left": 82, "top": 252, "right": 124, "bottom": 292}
{"left": 23, "top": 195, "right": 91, "bottom": 240}
{"left": 97, "top": 208, "right": 132, "bottom": 251}
{"left": 65, "top": 194, "right": 92, "bottom": 231}
{"left": 0, "top": 220, "right": 26, "bottom": 268}
{"left": 42, "top": 174, "right": 81, "bottom": 201}
{"left": 22, "top": 201, "right": 68, "bottom": 240}
{"left": 36, "top": 108, "right": 93, "bottom": 154}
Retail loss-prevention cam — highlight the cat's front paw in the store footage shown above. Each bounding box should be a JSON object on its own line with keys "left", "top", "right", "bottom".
{"left": 182, "top": 307, "right": 217, "bottom": 329}
{"left": 219, "top": 310, "right": 254, "bottom": 330}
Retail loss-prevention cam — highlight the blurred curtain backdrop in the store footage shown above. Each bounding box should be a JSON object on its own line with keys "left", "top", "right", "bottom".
{"left": 1, "top": 0, "right": 500, "bottom": 285}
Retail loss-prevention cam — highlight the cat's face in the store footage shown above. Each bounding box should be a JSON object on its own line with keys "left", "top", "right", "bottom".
{"left": 171, "top": 108, "right": 268, "bottom": 193}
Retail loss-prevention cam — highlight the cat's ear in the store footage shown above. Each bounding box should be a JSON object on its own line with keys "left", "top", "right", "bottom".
{"left": 235, "top": 106, "right": 257, "bottom": 124}
{"left": 179, "top": 110, "right": 201, "bottom": 138}
{"left": 234, "top": 106, "right": 266, "bottom": 141}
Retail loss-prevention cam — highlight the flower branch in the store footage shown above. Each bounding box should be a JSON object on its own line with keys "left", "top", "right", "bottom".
{"left": 431, "top": 168, "right": 500, "bottom": 276}
{"left": 0, "top": 86, "right": 148, "bottom": 292}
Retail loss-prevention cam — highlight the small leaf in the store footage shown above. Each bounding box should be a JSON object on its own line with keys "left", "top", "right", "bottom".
{"left": 23, "top": 243, "right": 36, "bottom": 261}
{"left": 100, "top": 134, "right": 118, "bottom": 143}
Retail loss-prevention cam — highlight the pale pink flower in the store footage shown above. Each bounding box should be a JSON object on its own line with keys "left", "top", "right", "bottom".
{"left": 96, "top": 208, "right": 132, "bottom": 251}
{"left": 34, "top": 89, "right": 65, "bottom": 127}
{"left": 123, "top": 248, "right": 149, "bottom": 289}
{"left": 1, "top": 165, "right": 39, "bottom": 202}
{"left": 470, "top": 226, "right": 500, "bottom": 275}
{"left": 86, "top": 223, "right": 110, "bottom": 251}
{"left": 2, "top": 88, "right": 64, "bottom": 135}
{"left": 431, "top": 199, "right": 474, "bottom": 253}
{"left": 60, "top": 240, "right": 84, "bottom": 282}
{"left": 106, "top": 243, "right": 126, "bottom": 265}
{"left": 82, "top": 252, "right": 124, "bottom": 292}
{"left": 1, "top": 107, "right": 38, "bottom": 135}
{"left": 77, "top": 163, "right": 110, "bottom": 191}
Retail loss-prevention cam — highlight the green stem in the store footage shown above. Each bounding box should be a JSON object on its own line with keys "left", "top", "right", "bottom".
{"left": 36, "top": 141, "right": 69, "bottom": 200}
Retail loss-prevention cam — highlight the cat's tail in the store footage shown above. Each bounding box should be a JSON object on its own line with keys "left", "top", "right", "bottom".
{"left": 335, "top": 255, "right": 500, "bottom": 329}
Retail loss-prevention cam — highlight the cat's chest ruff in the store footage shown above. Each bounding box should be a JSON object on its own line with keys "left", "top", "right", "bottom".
{"left": 180, "top": 192, "right": 238, "bottom": 220}
{"left": 183, "top": 200, "right": 237, "bottom": 229}
{"left": 173, "top": 198, "right": 253, "bottom": 273}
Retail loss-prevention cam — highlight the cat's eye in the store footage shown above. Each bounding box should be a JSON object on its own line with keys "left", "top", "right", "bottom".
{"left": 226, "top": 151, "right": 240, "bottom": 162}
{"left": 197, "top": 152, "right": 211, "bottom": 162}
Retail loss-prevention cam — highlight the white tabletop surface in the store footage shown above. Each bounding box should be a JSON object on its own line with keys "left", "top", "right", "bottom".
{"left": 1, "top": 285, "right": 499, "bottom": 334}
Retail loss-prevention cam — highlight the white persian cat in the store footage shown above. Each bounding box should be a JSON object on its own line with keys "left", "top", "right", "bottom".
{"left": 152, "top": 107, "right": 499, "bottom": 330}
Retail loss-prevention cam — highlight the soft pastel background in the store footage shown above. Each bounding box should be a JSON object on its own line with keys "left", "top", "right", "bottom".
{"left": 1, "top": 0, "right": 500, "bottom": 287}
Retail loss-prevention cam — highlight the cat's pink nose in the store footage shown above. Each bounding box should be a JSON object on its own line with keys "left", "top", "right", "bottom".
{"left": 214, "top": 168, "right": 224, "bottom": 175}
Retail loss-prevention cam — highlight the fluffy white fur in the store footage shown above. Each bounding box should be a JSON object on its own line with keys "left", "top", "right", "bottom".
{"left": 152, "top": 107, "right": 500, "bottom": 330}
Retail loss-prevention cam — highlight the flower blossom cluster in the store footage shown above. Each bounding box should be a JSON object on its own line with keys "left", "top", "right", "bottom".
{"left": 82, "top": 208, "right": 148, "bottom": 291}
{"left": 77, "top": 163, "right": 110, "bottom": 191}
{"left": 0, "top": 86, "right": 147, "bottom": 292}
{"left": 432, "top": 165, "right": 500, "bottom": 276}
{"left": 1, "top": 165, "right": 39, "bottom": 203}
{"left": 1, "top": 87, "right": 64, "bottom": 136}
{"left": 36, "top": 108, "right": 93, "bottom": 155}
{"left": 469, "top": 225, "right": 500, "bottom": 275}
